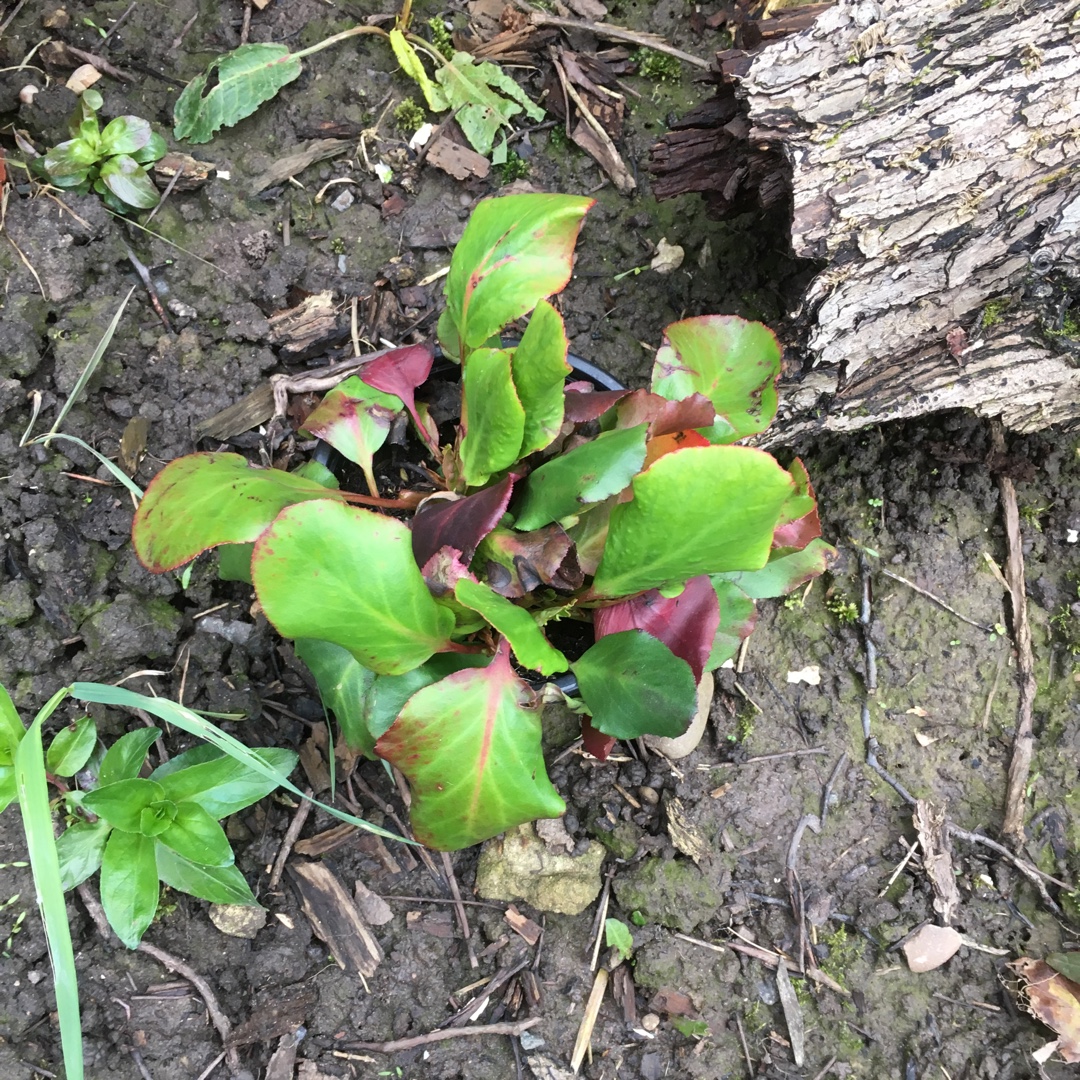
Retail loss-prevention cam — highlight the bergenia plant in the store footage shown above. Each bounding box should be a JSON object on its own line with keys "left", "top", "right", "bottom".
{"left": 40, "top": 87, "right": 166, "bottom": 212}
{"left": 131, "top": 193, "right": 834, "bottom": 851}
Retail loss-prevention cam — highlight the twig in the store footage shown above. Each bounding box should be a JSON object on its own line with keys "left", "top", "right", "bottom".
{"left": 811, "top": 1055, "right": 838, "bottom": 1080}
{"left": 570, "top": 968, "right": 609, "bottom": 1073}
{"left": 240, "top": 0, "right": 253, "bottom": 46}
{"left": 531, "top": 12, "right": 709, "bottom": 68}
{"left": 589, "top": 867, "right": 615, "bottom": 971}
{"left": 738, "top": 746, "right": 826, "bottom": 765}
{"left": 377, "top": 893, "right": 506, "bottom": 909}
{"left": 123, "top": 244, "right": 174, "bottom": 334}
{"left": 820, "top": 751, "right": 847, "bottom": 824}
{"left": 77, "top": 884, "right": 241, "bottom": 1073}
{"left": 268, "top": 788, "right": 313, "bottom": 889}
{"left": 143, "top": 165, "right": 182, "bottom": 225}
{"left": 0, "top": 0, "right": 30, "bottom": 37}
{"left": 992, "top": 422, "right": 1038, "bottom": 846}
{"left": 879, "top": 569, "right": 993, "bottom": 632}
{"left": 441, "top": 850, "right": 478, "bottom": 970}
{"left": 101, "top": 0, "right": 137, "bottom": 44}
{"left": 170, "top": 12, "right": 198, "bottom": 49}
{"left": 343, "top": 1017, "right": 541, "bottom": 1052}
{"left": 735, "top": 1014, "right": 754, "bottom": 1078}
{"left": 981, "top": 648, "right": 1006, "bottom": 729}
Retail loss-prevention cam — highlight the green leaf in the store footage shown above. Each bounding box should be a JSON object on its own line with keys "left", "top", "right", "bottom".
{"left": 42, "top": 139, "right": 96, "bottom": 187}
{"left": 1047, "top": 952, "right": 1080, "bottom": 983}
{"left": 460, "top": 348, "right": 525, "bottom": 487}
{"left": 99, "top": 115, "right": 153, "bottom": 156}
{"left": 513, "top": 424, "right": 648, "bottom": 531}
{"left": 0, "top": 683, "right": 25, "bottom": 759}
{"left": 159, "top": 802, "right": 234, "bottom": 866}
{"left": 46, "top": 717, "right": 97, "bottom": 777}
{"left": 444, "top": 193, "right": 593, "bottom": 351}
{"left": 390, "top": 29, "right": 448, "bottom": 111}
{"left": 252, "top": 500, "right": 456, "bottom": 675}
{"left": 56, "top": 818, "right": 111, "bottom": 891}
{"left": 295, "top": 638, "right": 377, "bottom": 757}
{"left": 151, "top": 746, "right": 298, "bottom": 818}
{"left": 133, "top": 452, "right": 347, "bottom": 572}
{"left": 454, "top": 580, "right": 567, "bottom": 675}
{"left": 83, "top": 778, "right": 165, "bottom": 832}
{"left": 217, "top": 542, "right": 255, "bottom": 583}
{"left": 0, "top": 768, "right": 15, "bottom": 815}
{"left": 672, "top": 1017, "right": 710, "bottom": 1038}
{"left": 592, "top": 446, "right": 796, "bottom": 597}
{"left": 98, "top": 727, "right": 160, "bottom": 786}
{"left": 512, "top": 300, "right": 571, "bottom": 458}
{"left": 99, "top": 154, "right": 160, "bottom": 210}
{"left": 100, "top": 829, "right": 159, "bottom": 948}
{"left": 715, "top": 537, "right": 837, "bottom": 600}
{"left": 300, "top": 375, "right": 403, "bottom": 496}
{"left": 434, "top": 52, "right": 544, "bottom": 159}
{"left": 173, "top": 43, "right": 303, "bottom": 144}
{"left": 155, "top": 844, "right": 257, "bottom": 905}
{"left": 650, "top": 316, "right": 781, "bottom": 443}
{"left": 132, "top": 131, "right": 168, "bottom": 166}
{"left": 705, "top": 580, "right": 757, "bottom": 670}
{"left": 605, "top": 918, "right": 634, "bottom": 961}
{"left": 573, "top": 630, "right": 697, "bottom": 740}
{"left": 139, "top": 801, "right": 177, "bottom": 838}
{"left": 375, "top": 643, "right": 565, "bottom": 849}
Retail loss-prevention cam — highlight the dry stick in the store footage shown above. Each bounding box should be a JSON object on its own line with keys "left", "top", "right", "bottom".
{"left": 171, "top": 12, "right": 198, "bottom": 49}
{"left": 530, "top": 12, "right": 709, "bottom": 68}
{"left": 123, "top": 244, "right": 174, "bottom": 334}
{"left": 820, "top": 751, "right": 848, "bottom": 825}
{"left": 992, "top": 423, "right": 1038, "bottom": 846}
{"left": 268, "top": 788, "right": 313, "bottom": 890}
{"left": 342, "top": 1017, "right": 541, "bottom": 1052}
{"left": 855, "top": 557, "right": 1069, "bottom": 911}
{"left": 879, "top": 569, "right": 994, "bottom": 633}
{"left": 239, "top": 0, "right": 253, "bottom": 46}
{"left": 143, "top": 165, "right": 183, "bottom": 226}
{"left": 377, "top": 893, "right": 506, "bottom": 909}
{"left": 589, "top": 867, "right": 615, "bottom": 971}
{"left": 77, "top": 884, "right": 242, "bottom": 1074}
{"left": 739, "top": 746, "right": 826, "bottom": 765}
{"left": 441, "top": 850, "right": 479, "bottom": 970}
{"left": 734, "top": 1014, "right": 754, "bottom": 1079}
{"left": 811, "top": 1055, "right": 839, "bottom": 1080}
{"left": 101, "top": 0, "right": 137, "bottom": 44}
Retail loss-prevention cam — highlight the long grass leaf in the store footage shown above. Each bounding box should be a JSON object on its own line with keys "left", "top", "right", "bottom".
{"left": 15, "top": 688, "right": 83, "bottom": 1080}
{"left": 71, "top": 684, "right": 410, "bottom": 843}
{"left": 27, "top": 433, "right": 144, "bottom": 500}
{"left": 45, "top": 286, "right": 135, "bottom": 444}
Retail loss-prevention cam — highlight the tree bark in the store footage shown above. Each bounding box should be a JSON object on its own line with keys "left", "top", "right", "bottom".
{"left": 657, "top": 0, "right": 1080, "bottom": 442}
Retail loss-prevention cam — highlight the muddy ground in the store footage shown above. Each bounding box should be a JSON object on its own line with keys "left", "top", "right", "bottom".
{"left": 1, "top": 1, "right": 1079, "bottom": 1078}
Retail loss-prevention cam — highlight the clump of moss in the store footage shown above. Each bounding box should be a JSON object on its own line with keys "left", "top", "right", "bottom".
{"left": 547, "top": 125, "right": 572, "bottom": 153}
{"left": 1047, "top": 308, "right": 1080, "bottom": 338}
{"left": 495, "top": 151, "right": 530, "bottom": 184}
{"left": 819, "top": 926, "right": 864, "bottom": 989}
{"left": 633, "top": 47, "right": 683, "bottom": 83}
{"left": 427, "top": 16, "right": 455, "bottom": 59}
{"left": 981, "top": 298, "right": 1009, "bottom": 328}
{"left": 826, "top": 593, "right": 858, "bottom": 625}
{"left": 394, "top": 98, "right": 426, "bottom": 133}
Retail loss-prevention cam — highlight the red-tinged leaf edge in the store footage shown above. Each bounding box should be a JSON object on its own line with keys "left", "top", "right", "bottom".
{"left": 772, "top": 458, "right": 822, "bottom": 551}
{"left": 411, "top": 474, "right": 515, "bottom": 568}
{"left": 564, "top": 388, "right": 629, "bottom": 424}
{"left": 360, "top": 343, "right": 437, "bottom": 448}
{"left": 581, "top": 714, "right": 617, "bottom": 761}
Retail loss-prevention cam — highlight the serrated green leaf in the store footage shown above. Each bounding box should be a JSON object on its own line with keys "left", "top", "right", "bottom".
{"left": 133, "top": 452, "right": 348, "bottom": 573}
{"left": 454, "top": 580, "right": 567, "bottom": 675}
{"left": 173, "top": 43, "right": 303, "bottom": 144}
{"left": 592, "top": 446, "right": 796, "bottom": 597}
{"left": 444, "top": 193, "right": 593, "bottom": 351}
{"left": 460, "top": 348, "right": 525, "bottom": 487}
{"left": 512, "top": 300, "right": 571, "bottom": 458}
{"left": 100, "top": 829, "right": 159, "bottom": 948}
{"left": 98, "top": 727, "right": 160, "bottom": 786}
{"left": 252, "top": 500, "right": 456, "bottom": 675}
{"left": 375, "top": 643, "right": 565, "bottom": 850}
{"left": 46, "top": 717, "right": 97, "bottom": 777}
{"left": 83, "top": 778, "right": 165, "bottom": 832}
{"left": 294, "top": 638, "right": 377, "bottom": 757}
{"left": 390, "top": 29, "right": 448, "bottom": 111}
{"left": 514, "top": 424, "right": 648, "bottom": 531}
{"left": 650, "top": 316, "right": 781, "bottom": 443}
{"left": 573, "top": 630, "right": 696, "bottom": 740}
{"left": 435, "top": 52, "right": 543, "bottom": 158}
{"left": 155, "top": 844, "right": 257, "bottom": 905}
{"left": 159, "top": 802, "right": 234, "bottom": 866}
{"left": 56, "top": 819, "right": 111, "bottom": 891}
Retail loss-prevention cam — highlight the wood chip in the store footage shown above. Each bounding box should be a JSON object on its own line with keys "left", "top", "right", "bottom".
{"left": 775, "top": 959, "right": 805, "bottom": 1066}
{"left": 288, "top": 861, "right": 384, "bottom": 980}
{"left": 505, "top": 905, "right": 542, "bottom": 946}
{"left": 665, "top": 796, "right": 711, "bottom": 865}
{"left": 425, "top": 135, "right": 491, "bottom": 180}
{"left": 354, "top": 880, "right": 394, "bottom": 926}
{"left": 570, "top": 968, "right": 608, "bottom": 1074}
{"left": 914, "top": 800, "right": 961, "bottom": 925}
{"left": 248, "top": 138, "right": 350, "bottom": 193}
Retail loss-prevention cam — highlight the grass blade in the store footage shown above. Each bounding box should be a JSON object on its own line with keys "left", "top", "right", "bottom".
{"left": 25, "top": 432, "right": 144, "bottom": 500}
{"left": 71, "top": 683, "right": 410, "bottom": 844}
{"left": 14, "top": 688, "right": 84, "bottom": 1080}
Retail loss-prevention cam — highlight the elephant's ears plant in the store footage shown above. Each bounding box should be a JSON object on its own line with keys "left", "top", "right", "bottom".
{"left": 132, "top": 193, "right": 835, "bottom": 851}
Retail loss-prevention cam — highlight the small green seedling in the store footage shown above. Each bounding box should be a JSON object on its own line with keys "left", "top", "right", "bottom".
{"left": 825, "top": 592, "right": 858, "bottom": 624}
{"left": 632, "top": 47, "right": 683, "bottom": 83}
{"left": 671, "top": 1017, "right": 710, "bottom": 1038}
{"left": 605, "top": 917, "right": 634, "bottom": 962}
{"left": 39, "top": 89, "right": 166, "bottom": 212}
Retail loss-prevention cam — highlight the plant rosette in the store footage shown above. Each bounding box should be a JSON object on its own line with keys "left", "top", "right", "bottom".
{"left": 131, "top": 193, "right": 835, "bottom": 851}
{"left": 39, "top": 87, "right": 166, "bottom": 212}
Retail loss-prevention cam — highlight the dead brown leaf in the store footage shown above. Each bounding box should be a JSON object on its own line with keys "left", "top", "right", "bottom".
{"left": 1009, "top": 958, "right": 1080, "bottom": 1063}
{"left": 425, "top": 135, "right": 491, "bottom": 181}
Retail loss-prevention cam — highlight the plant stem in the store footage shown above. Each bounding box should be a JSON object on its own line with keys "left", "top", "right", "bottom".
{"left": 293, "top": 23, "right": 388, "bottom": 61}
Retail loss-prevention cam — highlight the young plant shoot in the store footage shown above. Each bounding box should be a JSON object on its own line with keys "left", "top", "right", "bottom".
{"left": 132, "top": 193, "right": 834, "bottom": 851}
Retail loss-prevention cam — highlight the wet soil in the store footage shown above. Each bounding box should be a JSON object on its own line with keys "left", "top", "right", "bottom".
{"left": 2, "top": 2, "right": 1079, "bottom": 1079}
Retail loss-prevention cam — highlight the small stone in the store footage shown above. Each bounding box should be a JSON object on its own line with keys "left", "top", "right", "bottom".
{"left": 330, "top": 188, "right": 355, "bottom": 212}
{"left": 210, "top": 904, "right": 267, "bottom": 939}
{"left": 903, "top": 923, "right": 962, "bottom": 972}
{"left": 638, "top": 786, "right": 659, "bottom": 806}
{"left": 519, "top": 1030, "right": 546, "bottom": 1050}
{"left": 641, "top": 1013, "right": 660, "bottom": 1032}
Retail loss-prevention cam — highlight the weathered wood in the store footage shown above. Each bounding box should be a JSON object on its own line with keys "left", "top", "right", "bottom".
{"left": 656, "top": 0, "right": 1080, "bottom": 441}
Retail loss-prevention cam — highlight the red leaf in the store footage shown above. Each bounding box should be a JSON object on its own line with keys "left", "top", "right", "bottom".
{"left": 411, "top": 475, "right": 515, "bottom": 568}
{"left": 421, "top": 546, "right": 476, "bottom": 597}
{"left": 361, "top": 343, "right": 436, "bottom": 446}
{"left": 581, "top": 714, "right": 617, "bottom": 761}
{"left": 594, "top": 574, "right": 720, "bottom": 682}
{"left": 564, "top": 388, "right": 628, "bottom": 424}
{"left": 615, "top": 389, "right": 717, "bottom": 437}
{"left": 772, "top": 458, "right": 822, "bottom": 550}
